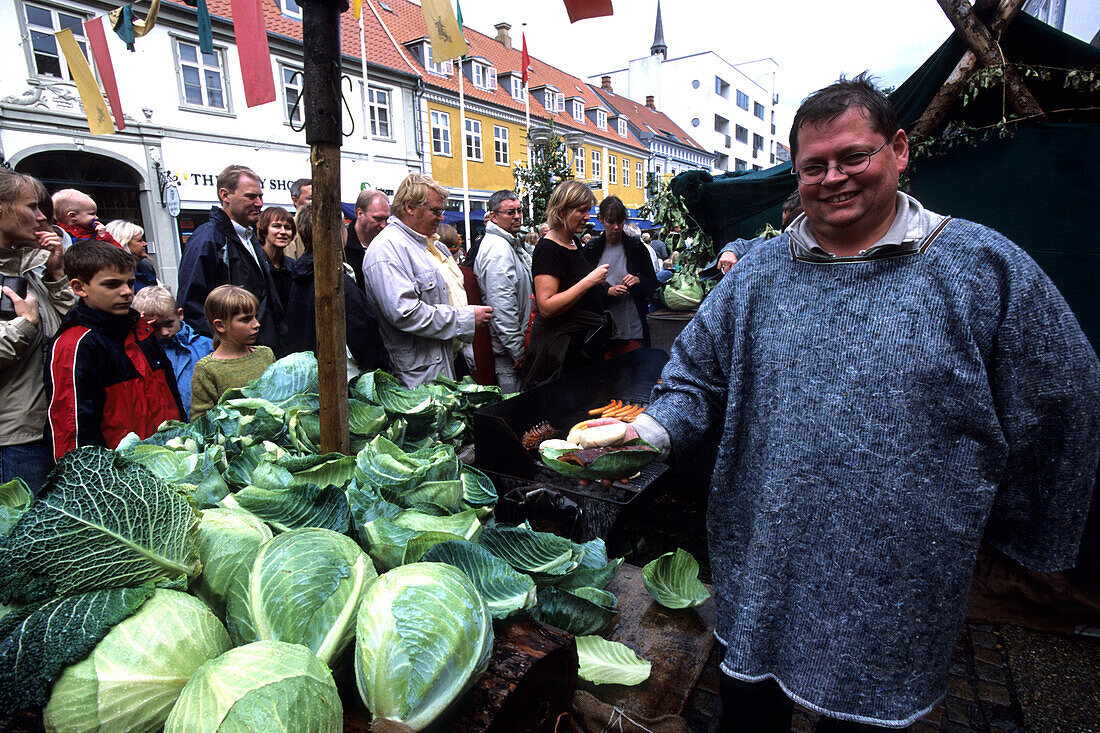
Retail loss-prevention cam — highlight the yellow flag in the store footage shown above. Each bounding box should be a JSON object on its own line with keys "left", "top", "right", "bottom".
{"left": 55, "top": 29, "right": 114, "bottom": 135}
{"left": 352, "top": 0, "right": 362, "bottom": 19}
{"left": 421, "top": 0, "right": 466, "bottom": 63}
{"left": 108, "top": 0, "right": 162, "bottom": 38}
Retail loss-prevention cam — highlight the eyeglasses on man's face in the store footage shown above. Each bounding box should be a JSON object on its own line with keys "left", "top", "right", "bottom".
{"left": 793, "top": 138, "right": 890, "bottom": 185}
{"left": 494, "top": 206, "right": 522, "bottom": 217}
{"left": 421, "top": 205, "right": 446, "bottom": 217}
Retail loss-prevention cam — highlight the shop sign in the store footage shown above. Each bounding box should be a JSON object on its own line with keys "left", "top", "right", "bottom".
{"left": 165, "top": 183, "right": 181, "bottom": 217}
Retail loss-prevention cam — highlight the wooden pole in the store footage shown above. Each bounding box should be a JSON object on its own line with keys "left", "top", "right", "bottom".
{"left": 933, "top": 0, "right": 1043, "bottom": 118}
{"left": 912, "top": 0, "right": 1026, "bottom": 139}
{"left": 301, "top": 0, "right": 350, "bottom": 454}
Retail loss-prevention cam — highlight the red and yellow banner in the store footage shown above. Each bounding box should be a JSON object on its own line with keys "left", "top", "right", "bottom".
{"left": 55, "top": 28, "right": 114, "bottom": 134}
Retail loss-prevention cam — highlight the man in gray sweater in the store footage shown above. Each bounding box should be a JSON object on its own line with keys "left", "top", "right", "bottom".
{"left": 629, "top": 75, "right": 1100, "bottom": 730}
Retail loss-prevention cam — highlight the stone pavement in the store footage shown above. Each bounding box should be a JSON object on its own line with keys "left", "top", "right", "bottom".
{"left": 681, "top": 622, "right": 1100, "bottom": 732}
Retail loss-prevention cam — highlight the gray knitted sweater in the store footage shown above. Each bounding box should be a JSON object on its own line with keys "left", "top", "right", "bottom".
{"left": 646, "top": 218, "right": 1100, "bottom": 726}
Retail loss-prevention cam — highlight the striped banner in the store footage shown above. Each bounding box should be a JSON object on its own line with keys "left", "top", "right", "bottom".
{"left": 55, "top": 28, "right": 114, "bottom": 134}
{"left": 230, "top": 0, "right": 276, "bottom": 107}
{"left": 84, "top": 17, "right": 125, "bottom": 131}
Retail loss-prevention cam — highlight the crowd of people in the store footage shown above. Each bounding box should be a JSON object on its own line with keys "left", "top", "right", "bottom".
{"left": 0, "top": 158, "right": 675, "bottom": 494}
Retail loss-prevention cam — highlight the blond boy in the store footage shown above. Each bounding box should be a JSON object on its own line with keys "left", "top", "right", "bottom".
{"left": 132, "top": 286, "right": 212, "bottom": 420}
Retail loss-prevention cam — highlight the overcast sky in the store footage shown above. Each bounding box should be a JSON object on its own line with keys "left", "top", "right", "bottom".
{"left": 450, "top": 0, "right": 1099, "bottom": 143}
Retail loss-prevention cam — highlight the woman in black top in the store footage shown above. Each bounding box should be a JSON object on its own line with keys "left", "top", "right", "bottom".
{"left": 523, "top": 180, "right": 609, "bottom": 388}
{"left": 258, "top": 207, "right": 296, "bottom": 311}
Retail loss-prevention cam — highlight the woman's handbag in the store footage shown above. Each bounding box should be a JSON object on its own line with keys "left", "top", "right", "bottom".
{"left": 579, "top": 312, "right": 612, "bottom": 361}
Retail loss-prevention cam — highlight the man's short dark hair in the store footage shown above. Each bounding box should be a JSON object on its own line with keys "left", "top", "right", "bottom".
{"left": 217, "top": 164, "right": 260, "bottom": 195}
{"left": 355, "top": 189, "right": 386, "bottom": 213}
{"left": 597, "top": 195, "right": 627, "bottom": 223}
{"left": 487, "top": 189, "right": 519, "bottom": 212}
{"left": 291, "top": 178, "right": 311, "bottom": 199}
{"left": 64, "top": 241, "right": 136, "bottom": 284}
{"left": 789, "top": 72, "right": 900, "bottom": 162}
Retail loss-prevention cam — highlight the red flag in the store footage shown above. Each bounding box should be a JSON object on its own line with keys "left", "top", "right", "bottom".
{"left": 83, "top": 17, "right": 125, "bottom": 131}
{"left": 521, "top": 32, "right": 530, "bottom": 86}
{"left": 562, "top": 0, "right": 613, "bottom": 23}
{"left": 230, "top": 0, "right": 276, "bottom": 107}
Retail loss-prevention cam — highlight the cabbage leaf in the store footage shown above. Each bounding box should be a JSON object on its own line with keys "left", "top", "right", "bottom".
{"left": 192, "top": 508, "right": 273, "bottom": 619}
{"left": 576, "top": 635, "right": 651, "bottom": 686}
{"left": 642, "top": 548, "right": 710, "bottom": 609}
{"left": 477, "top": 524, "right": 581, "bottom": 578}
{"left": 0, "top": 478, "right": 32, "bottom": 536}
{"left": 0, "top": 446, "right": 201, "bottom": 605}
{"left": 538, "top": 438, "right": 659, "bottom": 480}
{"left": 420, "top": 540, "right": 536, "bottom": 619}
{"left": 532, "top": 586, "right": 617, "bottom": 635}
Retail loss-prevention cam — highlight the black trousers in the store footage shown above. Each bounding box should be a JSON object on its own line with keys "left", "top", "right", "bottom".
{"left": 719, "top": 675, "right": 910, "bottom": 733}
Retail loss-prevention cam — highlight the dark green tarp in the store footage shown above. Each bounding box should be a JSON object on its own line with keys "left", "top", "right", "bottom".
{"left": 669, "top": 13, "right": 1100, "bottom": 567}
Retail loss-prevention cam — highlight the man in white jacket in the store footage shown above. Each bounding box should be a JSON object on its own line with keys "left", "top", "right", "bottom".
{"left": 471, "top": 190, "right": 531, "bottom": 393}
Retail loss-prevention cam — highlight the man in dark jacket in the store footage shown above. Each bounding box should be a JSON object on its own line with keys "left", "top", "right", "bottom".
{"left": 345, "top": 189, "right": 390, "bottom": 292}
{"left": 583, "top": 196, "right": 658, "bottom": 354}
{"left": 176, "top": 165, "right": 286, "bottom": 354}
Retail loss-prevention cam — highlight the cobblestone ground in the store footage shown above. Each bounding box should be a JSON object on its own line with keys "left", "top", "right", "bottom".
{"left": 681, "top": 622, "right": 1100, "bottom": 732}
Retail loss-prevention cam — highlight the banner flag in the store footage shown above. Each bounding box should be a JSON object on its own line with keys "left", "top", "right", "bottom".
{"left": 55, "top": 29, "right": 114, "bottom": 135}
{"left": 521, "top": 32, "right": 530, "bottom": 86}
{"left": 84, "top": 17, "right": 126, "bottom": 131}
{"left": 108, "top": 0, "right": 162, "bottom": 44}
{"left": 230, "top": 0, "right": 276, "bottom": 107}
{"left": 179, "top": 0, "right": 214, "bottom": 53}
{"left": 111, "top": 5, "right": 135, "bottom": 49}
{"left": 562, "top": 0, "right": 613, "bottom": 23}
{"left": 352, "top": 0, "right": 362, "bottom": 18}
{"left": 421, "top": 0, "right": 467, "bottom": 63}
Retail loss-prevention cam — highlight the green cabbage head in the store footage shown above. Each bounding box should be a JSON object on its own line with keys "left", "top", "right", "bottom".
{"left": 227, "top": 527, "right": 376, "bottom": 666}
{"left": 355, "top": 562, "right": 493, "bottom": 731}
{"left": 43, "top": 589, "right": 231, "bottom": 733}
{"left": 165, "top": 640, "right": 341, "bottom": 733}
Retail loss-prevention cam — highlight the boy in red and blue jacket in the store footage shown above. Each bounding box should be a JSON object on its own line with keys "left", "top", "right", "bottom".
{"left": 45, "top": 242, "right": 183, "bottom": 461}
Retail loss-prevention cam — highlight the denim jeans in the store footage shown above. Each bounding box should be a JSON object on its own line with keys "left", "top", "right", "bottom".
{"left": 0, "top": 437, "right": 54, "bottom": 496}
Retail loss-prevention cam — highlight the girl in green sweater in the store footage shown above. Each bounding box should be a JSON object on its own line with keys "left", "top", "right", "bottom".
{"left": 190, "top": 285, "right": 274, "bottom": 420}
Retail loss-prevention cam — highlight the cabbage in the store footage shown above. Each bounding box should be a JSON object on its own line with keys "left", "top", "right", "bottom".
{"left": 0, "top": 477, "right": 32, "bottom": 536}
{"left": 662, "top": 270, "right": 705, "bottom": 311}
{"left": 358, "top": 507, "right": 487, "bottom": 572}
{"left": 576, "top": 636, "right": 651, "bottom": 686}
{"left": 419, "top": 540, "right": 537, "bottom": 620}
{"left": 226, "top": 528, "right": 375, "bottom": 666}
{"left": 192, "top": 508, "right": 273, "bottom": 619}
{"left": 165, "top": 640, "right": 341, "bottom": 733}
{"left": 642, "top": 548, "right": 710, "bottom": 609}
{"left": 43, "top": 589, "right": 231, "bottom": 733}
{"left": 355, "top": 562, "right": 493, "bottom": 731}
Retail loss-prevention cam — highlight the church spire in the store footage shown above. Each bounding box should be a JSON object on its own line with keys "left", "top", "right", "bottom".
{"left": 651, "top": 0, "right": 667, "bottom": 60}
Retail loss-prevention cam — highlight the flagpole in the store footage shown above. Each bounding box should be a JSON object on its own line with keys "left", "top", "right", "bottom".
{"left": 458, "top": 58, "right": 472, "bottom": 250}
{"left": 358, "top": 9, "right": 373, "bottom": 166}
{"left": 523, "top": 25, "right": 532, "bottom": 220}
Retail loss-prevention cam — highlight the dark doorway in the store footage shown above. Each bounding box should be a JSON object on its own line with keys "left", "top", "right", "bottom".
{"left": 16, "top": 150, "right": 144, "bottom": 229}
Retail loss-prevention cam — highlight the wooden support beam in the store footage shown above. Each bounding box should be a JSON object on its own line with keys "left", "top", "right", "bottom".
{"left": 933, "top": 0, "right": 1043, "bottom": 120}
{"left": 912, "top": 0, "right": 1027, "bottom": 139}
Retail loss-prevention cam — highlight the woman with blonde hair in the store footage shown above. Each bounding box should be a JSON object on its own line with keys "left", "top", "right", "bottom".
{"left": 105, "top": 219, "right": 157, "bottom": 292}
{"left": 522, "top": 180, "right": 609, "bottom": 388}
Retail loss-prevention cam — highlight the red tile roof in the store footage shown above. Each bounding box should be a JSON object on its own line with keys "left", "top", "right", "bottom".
{"left": 589, "top": 86, "right": 708, "bottom": 153}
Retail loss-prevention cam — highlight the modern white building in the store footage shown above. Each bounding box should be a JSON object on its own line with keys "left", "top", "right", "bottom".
{"left": 0, "top": 0, "right": 425, "bottom": 288}
{"left": 589, "top": 1, "right": 782, "bottom": 175}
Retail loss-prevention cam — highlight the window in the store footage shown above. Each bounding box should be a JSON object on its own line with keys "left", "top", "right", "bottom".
{"left": 367, "top": 87, "right": 391, "bottom": 138}
{"left": 465, "top": 118, "right": 483, "bottom": 161}
{"left": 556, "top": 93, "right": 565, "bottom": 113}
{"left": 752, "top": 165, "right": 762, "bottom": 171}
{"left": 572, "top": 99, "right": 584, "bottom": 122}
{"left": 753, "top": 133, "right": 764, "bottom": 152}
{"left": 635, "top": 161, "right": 644, "bottom": 188}
{"left": 714, "top": 115, "right": 729, "bottom": 135}
{"left": 277, "top": 0, "right": 302, "bottom": 19}
{"left": 617, "top": 118, "right": 627, "bottom": 137}
{"left": 175, "top": 39, "right": 228, "bottom": 110}
{"left": 25, "top": 3, "right": 89, "bottom": 79}
{"left": 472, "top": 63, "right": 497, "bottom": 91}
{"left": 431, "top": 109, "right": 451, "bottom": 156}
{"left": 425, "top": 46, "right": 453, "bottom": 76}
{"left": 596, "top": 109, "right": 607, "bottom": 130}
{"left": 282, "top": 66, "right": 302, "bottom": 125}
{"left": 622, "top": 158, "right": 630, "bottom": 187}
{"left": 576, "top": 147, "right": 585, "bottom": 177}
{"left": 715, "top": 76, "right": 730, "bottom": 98}
{"left": 493, "top": 125, "right": 509, "bottom": 165}
{"left": 591, "top": 150, "right": 601, "bottom": 179}
{"left": 735, "top": 125, "right": 748, "bottom": 144}
{"left": 510, "top": 76, "right": 523, "bottom": 101}
{"left": 543, "top": 89, "right": 554, "bottom": 111}
{"left": 754, "top": 101, "right": 765, "bottom": 120}
{"left": 609, "top": 155, "right": 617, "bottom": 184}
{"left": 736, "top": 90, "right": 749, "bottom": 110}
{"left": 735, "top": 158, "right": 747, "bottom": 172}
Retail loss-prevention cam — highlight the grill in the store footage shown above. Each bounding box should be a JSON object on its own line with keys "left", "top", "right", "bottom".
{"left": 474, "top": 348, "right": 671, "bottom": 545}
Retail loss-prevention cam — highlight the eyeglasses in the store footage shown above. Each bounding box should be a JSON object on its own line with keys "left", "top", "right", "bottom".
{"left": 422, "top": 205, "right": 446, "bottom": 216}
{"left": 494, "top": 207, "right": 522, "bottom": 217}
{"left": 793, "top": 139, "right": 889, "bottom": 185}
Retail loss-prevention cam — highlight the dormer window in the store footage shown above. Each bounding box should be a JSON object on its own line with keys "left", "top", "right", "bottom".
{"left": 472, "top": 61, "right": 497, "bottom": 91}
{"left": 617, "top": 117, "right": 628, "bottom": 137}
{"left": 277, "top": 0, "right": 302, "bottom": 20}
{"left": 542, "top": 89, "right": 563, "bottom": 113}
{"left": 510, "top": 76, "right": 523, "bottom": 101}
{"left": 425, "top": 45, "right": 453, "bottom": 76}
{"left": 596, "top": 109, "right": 607, "bottom": 130}
{"left": 571, "top": 99, "right": 584, "bottom": 122}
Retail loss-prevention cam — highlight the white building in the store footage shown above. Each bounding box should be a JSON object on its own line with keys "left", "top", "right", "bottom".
{"left": 0, "top": 0, "right": 425, "bottom": 288}
{"left": 589, "top": 1, "right": 782, "bottom": 176}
